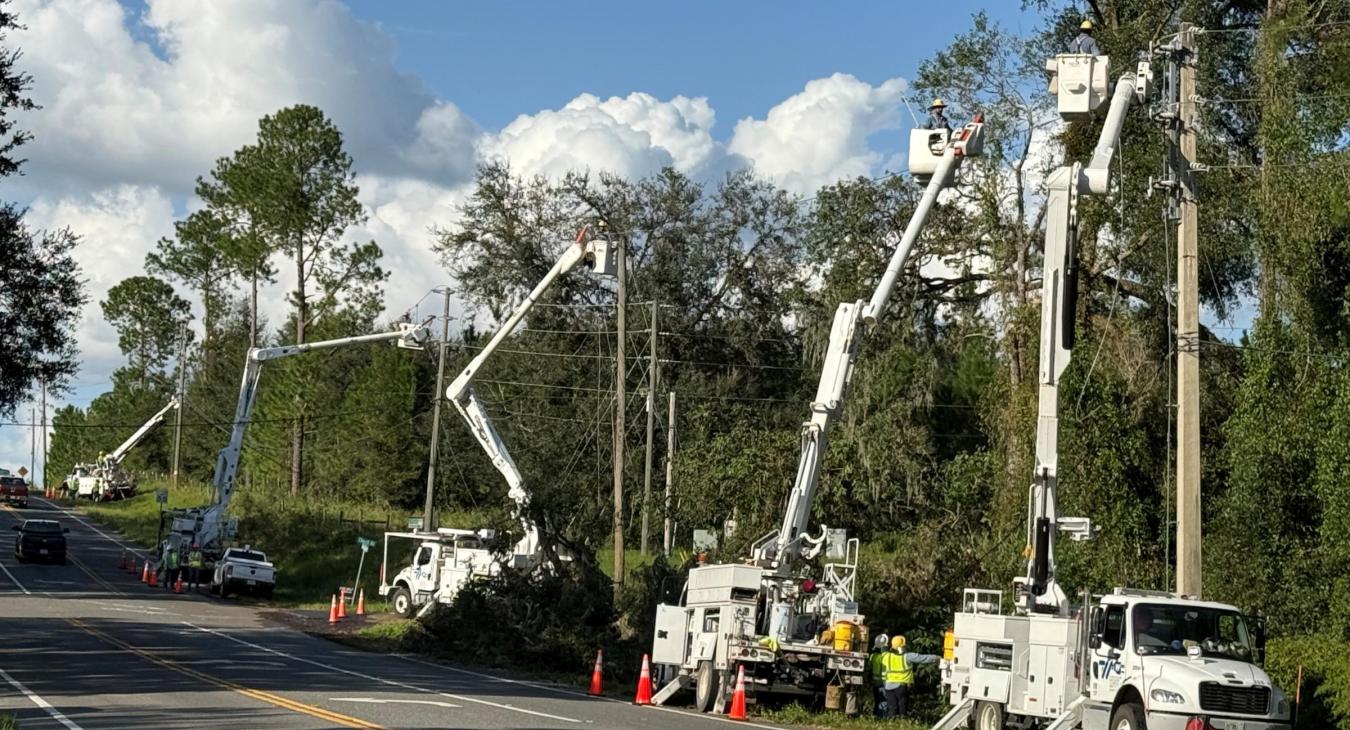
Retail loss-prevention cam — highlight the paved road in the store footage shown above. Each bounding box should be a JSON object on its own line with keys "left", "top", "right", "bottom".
{"left": 0, "top": 498, "right": 779, "bottom": 730}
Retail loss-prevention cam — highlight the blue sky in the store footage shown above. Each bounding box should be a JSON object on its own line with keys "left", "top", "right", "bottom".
{"left": 341, "top": 1, "right": 1045, "bottom": 132}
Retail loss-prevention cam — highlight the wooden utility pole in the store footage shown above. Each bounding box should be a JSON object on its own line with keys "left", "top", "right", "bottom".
{"left": 172, "top": 323, "right": 188, "bottom": 490}
{"left": 663, "top": 391, "right": 676, "bottom": 557}
{"left": 611, "top": 235, "right": 626, "bottom": 592}
{"left": 30, "top": 406, "right": 35, "bottom": 479}
{"left": 424, "top": 289, "right": 452, "bottom": 532}
{"left": 1175, "top": 23, "right": 1202, "bottom": 598}
{"left": 640, "top": 301, "right": 658, "bottom": 555}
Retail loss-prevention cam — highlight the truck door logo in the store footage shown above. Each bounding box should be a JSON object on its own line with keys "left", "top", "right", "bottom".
{"left": 1092, "top": 658, "right": 1123, "bottom": 679}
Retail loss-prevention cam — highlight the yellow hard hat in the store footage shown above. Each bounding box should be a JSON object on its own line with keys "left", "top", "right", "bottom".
{"left": 890, "top": 635, "right": 907, "bottom": 650}
{"left": 930, "top": 98, "right": 946, "bottom": 109}
{"left": 1080, "top": 19, "right": 1094, "bottom": 30}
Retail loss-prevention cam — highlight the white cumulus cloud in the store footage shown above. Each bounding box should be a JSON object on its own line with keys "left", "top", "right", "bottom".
{"left": 728, "top": 73, "right": 908, "bottom": 194}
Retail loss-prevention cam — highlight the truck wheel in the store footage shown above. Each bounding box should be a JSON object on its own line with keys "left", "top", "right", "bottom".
{"left": 1109, "top": 701, "right": 1145, "bottom": 730}
{"left": 694, "top": 661, "right": 720, "bottom": 713}
{"left": 390, "top": 586, "right": 413, "bottom": 618}
{"left": 971, "top": 700, "right": 1005, "bottom": 730}
{"left": 219, "top": 581, "right": 230, "bottom": 599}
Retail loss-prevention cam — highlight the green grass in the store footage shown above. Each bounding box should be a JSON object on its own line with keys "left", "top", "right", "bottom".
{"left": 595, "top": 546, "right": 658, "bottom": 580}
{"left": 763, "top": 705, "right": 930, "bottom": 730}
{"left": 0, "top": 713, "right": 16, "bottom": 730}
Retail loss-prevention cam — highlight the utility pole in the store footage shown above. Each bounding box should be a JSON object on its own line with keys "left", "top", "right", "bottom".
{"left": 663, "top": 391, "right": 676, "bottom": 557}
{"left": 424, "top": 288, "right": 452, "bottom": 532}
{"left": 172, "top": 322, "right": 188, "bottom": 490}
{"left": 30, "top": 406, "right": 35, "bottom": 479}
{"left": 1174, "top": 23, "right": 1202, "bottom": 598}
{"left": 640, "top": 301, "right": 658, "bottom": 555}
{"left": 39, "top": 375, "right": 46, "bottom": 491}
{"left": 611, "top": 234, "right": 627, "bottom": 593}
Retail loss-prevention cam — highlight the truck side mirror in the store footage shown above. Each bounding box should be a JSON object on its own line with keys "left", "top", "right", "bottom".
{"left": 1088, "top": 635, "right": 1102, "bottom": 649}
{"left": 1252, "top": 614, "right": 1268, "bottom": 663}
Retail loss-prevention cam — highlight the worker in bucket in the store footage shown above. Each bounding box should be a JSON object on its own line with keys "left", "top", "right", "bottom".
{"left": 187, "top": 543, "right": 204, "bottom": 591}
{"left": 1069, "top": 19, "right": 1102, "bottom": 55}
{"left": 868, "top": 633, "right": 889, "bottom": 717}
{"left": 923, "top": 99, "right": 952, "bottom": 132}
{"left": 880, "top": 635, "right": 940, "bottom": 719}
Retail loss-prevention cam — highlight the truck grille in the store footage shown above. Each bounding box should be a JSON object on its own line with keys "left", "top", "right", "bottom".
{"left": 1198, "top": 683, "right": 1269, "bottom": 715}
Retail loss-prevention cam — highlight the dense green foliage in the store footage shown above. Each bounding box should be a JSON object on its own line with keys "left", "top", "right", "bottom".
{"left": 46, "top": 0, "right": 1350, "bottom": 723}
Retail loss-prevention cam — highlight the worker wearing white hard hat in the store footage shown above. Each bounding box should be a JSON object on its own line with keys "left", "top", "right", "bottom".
{"left": 923, "top": 99, "right": 952, "bottom": 132}
{"left": 868, "top": 633, "right": 889, "bottom": 716}
{"left": 1070, "top": 19, "right": 1102, "bottom": 55}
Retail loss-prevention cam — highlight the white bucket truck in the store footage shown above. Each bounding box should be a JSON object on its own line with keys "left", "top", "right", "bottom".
{"left": 377, "top": 528, "right": 500, "bottom": 617}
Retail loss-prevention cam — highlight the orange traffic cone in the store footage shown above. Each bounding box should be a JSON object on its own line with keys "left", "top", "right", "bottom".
{"left": 328, "top": 594, "right": 339, "bottom": 625}
{"left": 727, "top": 665, "right": 748, "bottom": 721}
{"left": 587, "top": 650, "right": 604, "bottom": 696}
{"left": 140, "top": 561, "right": 150, "bottom": 584}
{"left": 633, "top": 654, "right": 653, "bottom": 705}
{"left": 148, "top": 568, "right": 159, "bottom": 587}
{"left": 355, "top": 589, "right": 366, "bottom": 616}
{"left": 174, "top": 575, "right": 183, "bottom": 594}
{"left": 336, "top": 592, "right": 347, "bottom": 619}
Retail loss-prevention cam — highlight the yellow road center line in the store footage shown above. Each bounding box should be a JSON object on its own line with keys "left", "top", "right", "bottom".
{"left": 67, "top": 619, "right": 385, "bottom": 729}
{"left": 68, "top": 554, "right": 122, "bottom": 595}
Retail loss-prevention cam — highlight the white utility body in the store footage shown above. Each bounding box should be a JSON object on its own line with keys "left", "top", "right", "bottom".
{"left": 936, "top": 54, "right": 1290, "bottom": 730}
{"left": 160, "top": 322, "right": 428, "bottom": 585}
{"left": 651, "top": 117, "right": 986, "bottom": 716}
{"left": 68, "top": 397, "right": 179, "bottom": 501}
{"left": 377, "top": 528, "right": 500, "bottom": 617}
{"left": 379, "top": 229, "right": 617, "bottom": 615}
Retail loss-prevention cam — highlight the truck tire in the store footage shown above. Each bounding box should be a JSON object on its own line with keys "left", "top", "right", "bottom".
{"left": 391, "top": 586, "right": 413, "bottom": 618}
{"left": 220, "top": 581, "right": 230, "bottom": 599}
{"left": 694, "top": 661, "right": 720, "bottom": 713}
{"left": 1109, "top": 701, "right": 1146, "bottom": 730}
{"left": 971, "top": 700, "right": 1005, "bottom": 730}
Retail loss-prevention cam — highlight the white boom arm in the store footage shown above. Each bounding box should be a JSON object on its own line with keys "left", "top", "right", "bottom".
{"left": 185, "top": 322, "right": 429, "bottom": 552}
{"left": 102, "top": 397, "right": 179, "bottom": 468}
{"left": 1021, "top": 59, "right": 1151, "bottom": 614}
{"left": 755, "top": 118, "right": 986, "bottom": 572}
{"left": 445, "top": 232, "right": 617, "bottom": 565}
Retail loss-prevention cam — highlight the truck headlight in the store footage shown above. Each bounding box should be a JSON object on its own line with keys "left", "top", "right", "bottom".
{"left": 1150, "top": 689, "right": 1186, "bottom": 705}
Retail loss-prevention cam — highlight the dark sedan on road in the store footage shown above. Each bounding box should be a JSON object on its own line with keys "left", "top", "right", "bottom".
{"left": 13, "top": 519, "right": 68, "bottom": 564}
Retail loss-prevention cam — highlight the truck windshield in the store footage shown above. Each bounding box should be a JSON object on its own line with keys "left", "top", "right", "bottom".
{"left": 231, "top": 550, "right": 267, "bottom": 563}
{"left": 1132, "top": 603, "right": 1255, "bottom": 662}
{"left": 23, "top": 521, "right": 61, "bottom": 534}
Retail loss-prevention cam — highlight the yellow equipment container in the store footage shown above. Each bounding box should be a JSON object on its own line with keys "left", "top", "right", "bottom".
{"left": 943, "top": 629, "right": 957, "bottom": 661}
{"left": 833, "top": 621, "right": 857, "bottom": 652}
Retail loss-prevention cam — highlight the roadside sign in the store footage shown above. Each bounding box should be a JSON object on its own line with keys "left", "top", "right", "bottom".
{"left": 155, "top": 488, "right": 168, "bottom": 504}
{"left": 357, "top": 536, "right": 376, "bottom": 552}
{"left": 16, "top": 467, "right": 27, "bottom": 477}
{"left": 406, "top": 517, "right": 424, "bottom": 531}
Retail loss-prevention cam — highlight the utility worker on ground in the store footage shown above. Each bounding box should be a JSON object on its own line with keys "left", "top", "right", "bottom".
{"left": 868, "top": 633, "right": 889, "bottom": 717}
{"left": 880, "top": 635, "right": 940, "bottom": 719}
{"left": 187, "top": 543, "right": 205, "bottom": 591}
{"left": 923, "top": 99, "right": 951, "bottom": 132}
{"left": 164, "top": 546, "right": 180, "bottom": 590}
{"left": 1069, "top": 19, "right": 1102, "bottom": 55}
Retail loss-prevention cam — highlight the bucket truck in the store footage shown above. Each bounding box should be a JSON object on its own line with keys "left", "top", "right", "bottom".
{"left": 159, "top": 321, "right": 429, "bottom": 595}
{"left": 66, "top": 397, "right": 179, "bottom": 501}
{"left": 933, "top": 53, "right": 1291, "bottom": 730}
{"left": 379, "top": 230, "right": 617, "bottom": 615}
{"left": 649, "top": 117, "right": 986, "bottom": 715}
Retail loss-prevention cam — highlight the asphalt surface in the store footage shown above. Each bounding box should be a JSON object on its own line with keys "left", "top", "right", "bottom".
{"left": 0, "top": 497, "right": 782, "bottom": 730}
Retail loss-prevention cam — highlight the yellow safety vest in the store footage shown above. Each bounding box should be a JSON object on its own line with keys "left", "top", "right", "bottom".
{"left": 868, "top": 651, "right": 886, "bottom": 682}
{"left": 189, "top": 551, "right": 204, "bottom": 568}
{"left": 882, "top": 651, "right": 913, "bottom": 685}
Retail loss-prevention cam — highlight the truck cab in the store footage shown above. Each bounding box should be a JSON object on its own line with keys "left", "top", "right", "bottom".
{"left": 379, "top": 529, "right": 500, "bottom": 617}
{"left": 942, "top": 588, "right": 1291, "bottom": 730}
{"left": 1079, "top": 591, "right": 1290, "bottom": 730}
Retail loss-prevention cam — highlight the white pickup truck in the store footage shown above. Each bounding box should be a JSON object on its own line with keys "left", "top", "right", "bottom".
{"left": 211, "top": 546, "right": 276, "bottom": 599}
